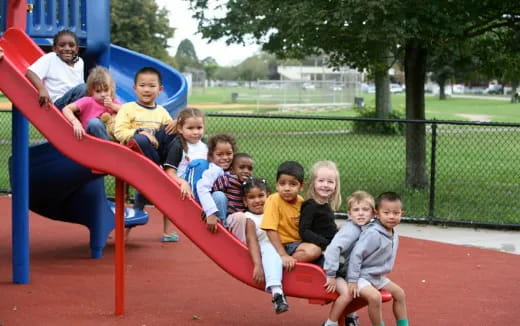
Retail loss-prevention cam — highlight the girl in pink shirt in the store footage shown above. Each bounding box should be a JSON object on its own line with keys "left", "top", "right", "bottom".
{"left": 63, "top": 66, "right": 121, "bottom": 140}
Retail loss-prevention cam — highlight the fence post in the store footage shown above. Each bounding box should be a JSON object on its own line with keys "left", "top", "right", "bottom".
{"left": 428, "top": 122, "right": 437, "bottom": 220}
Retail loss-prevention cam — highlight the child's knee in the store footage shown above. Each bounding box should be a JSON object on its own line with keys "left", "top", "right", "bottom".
{"left": 365, "top": 290, "right": 382, "bottom": 305}
{"left": 392, "top": 286, "right": 406, "bottom": 302}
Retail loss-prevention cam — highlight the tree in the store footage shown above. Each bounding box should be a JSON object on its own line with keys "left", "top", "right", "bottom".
{"left": 188, "top": 0, "right": 520, "bottom": 188}
{"left": 175, "top": 39, "right": 201, "bottom": 72}
{"left": 201, "top": 56, "right": 219, "bottom": 80}
{"left": 111, "top": 0, "right": 174, "bottom": 62}
{"left": 236, "top": 56, "right": 268, "bottom": 87}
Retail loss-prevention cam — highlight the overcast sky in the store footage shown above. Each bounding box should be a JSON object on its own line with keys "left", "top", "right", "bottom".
{"left": 155, "top": 0, "right": 261, "bottom": 66}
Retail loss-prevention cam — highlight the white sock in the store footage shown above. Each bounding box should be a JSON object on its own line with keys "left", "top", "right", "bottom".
{"left": 324, "top": 319, "right": 338, "bottom": 326}
{"left": 269, "top": 286, "right": 283, "bottom": 296}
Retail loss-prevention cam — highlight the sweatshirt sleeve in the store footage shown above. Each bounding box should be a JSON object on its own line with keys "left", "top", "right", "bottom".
{"left": 299, "top": 200, "right": 330, "bottom": 250}
{"left": 197, "top": 164, "right": 223, "bottom": 216}
{"left": 114, "top": 105, "right": 137, "bottom": 143}
{"left": 323, "top": 222, "right": 360, "bottom": 277}
{"left": 347, "top": 229, "right": 380, "bottom": 283}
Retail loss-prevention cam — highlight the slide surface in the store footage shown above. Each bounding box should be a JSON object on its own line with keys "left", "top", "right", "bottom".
{"left": 0, "top": 28, "right": 390, "bottom": 308}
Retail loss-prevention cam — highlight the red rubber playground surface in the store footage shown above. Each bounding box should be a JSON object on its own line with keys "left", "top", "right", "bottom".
{"left": 1, "top": 195, "right": 520, "bottom": 326}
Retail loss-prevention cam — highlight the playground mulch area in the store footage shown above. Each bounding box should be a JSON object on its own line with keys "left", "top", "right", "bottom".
{"left": 1, "top": 195, "right": 519, "bottom": 326}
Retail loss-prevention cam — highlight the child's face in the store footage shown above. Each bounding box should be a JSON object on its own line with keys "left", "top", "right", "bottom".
{"left": 91, "top": 86, "right": 111, "bottom": 105}
{"left": 231, "top": 157, "right": 253, "bottom": 182}
{"left": 275, "top": 174, "right": 303, "bottom": 203}
{"left": 244, "top": 186, "right": 267, "bottom": 215}
{"left": 210, "top": 141, "right": 233, "bottom": 170}
{"left": 348, "top": 200, "right": 374, "bottom": 226}
{"left": 376, "top": 200, "right": 403, "bottom": 231}
{"left": 313, "top": 167, "right": 337, "bottom": 202}
{"left": 133, "top": 72, "right": 163, "bottom": 106}
{"left": 178, "top": 117, "right": 204, "bottom": 144}
{"left": 53, "top": 34, "right": 79, "bottom": 65}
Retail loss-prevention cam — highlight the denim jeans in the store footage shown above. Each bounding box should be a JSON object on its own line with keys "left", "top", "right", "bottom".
{"left": 211, "top": 191, "right": 228, "bottom": 225}
{"left": 86, "top": 118, "right": 109, "bottom": 140}
{"left": 54, "top": 83, "right": 87, "bottom": 110}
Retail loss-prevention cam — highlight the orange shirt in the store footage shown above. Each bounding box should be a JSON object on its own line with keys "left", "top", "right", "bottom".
{"left": 260, "top": 193, "right": 303, "bottom": 244}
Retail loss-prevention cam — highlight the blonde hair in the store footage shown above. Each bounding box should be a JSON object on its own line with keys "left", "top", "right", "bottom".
{"left": 305, "top": 160, "right": 341, "bottom": 211}
{"left": 176, "top": 107, "right": 205, "bottom": 152}
{"left": 86, "top": 66, "right": 116, "bottom": 99}
{"left": 346, "top": 190, "right": 375, "bottom": 211}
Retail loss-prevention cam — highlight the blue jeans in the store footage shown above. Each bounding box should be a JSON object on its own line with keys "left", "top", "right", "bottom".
{"left": 211, "top": 191, "right": 228, "bottom": 225}
{"left": 54, "top": 83, "right": 87, "bottom": 110}
{"left": 86, "top": 118, "right": 109, "bottom": 140}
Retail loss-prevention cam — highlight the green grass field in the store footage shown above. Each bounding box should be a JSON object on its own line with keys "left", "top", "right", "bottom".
{"left": 1, "top": 90, "right": 519, "bottom": 225}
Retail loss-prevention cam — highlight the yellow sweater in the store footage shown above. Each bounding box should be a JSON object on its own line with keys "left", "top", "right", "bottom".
{"left": 114, "top": 102, "right": 172, "bottom": 144}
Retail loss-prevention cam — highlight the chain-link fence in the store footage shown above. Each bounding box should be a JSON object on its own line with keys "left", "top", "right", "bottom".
{"left": 1, "top": 111, "right": 519, "bottom": 228}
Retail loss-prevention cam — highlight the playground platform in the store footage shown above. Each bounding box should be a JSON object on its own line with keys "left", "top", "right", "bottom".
{"left": 1, "top": 196, "right": 520, "bottom": 326}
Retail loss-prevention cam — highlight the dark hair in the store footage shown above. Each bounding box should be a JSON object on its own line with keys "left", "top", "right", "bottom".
{"left": 375, "top": 191, "right": 402, "bottom": 209}
{"left": 276, "top": 161, "right": 304, "bottom": 183}
{"left": 242, "top": 177, "right": 270, "bottom": 196}
{"left": 233, "top": 152, "right": 252, "bottom": 162}
{"left": 53, "top": 29, "right": 79, "bottom": 47}
{"left": 207, "top": 134, "right": 238, "bottom": 157}
{"left": 134, "top": 66, "right": 163, "bottom": 85}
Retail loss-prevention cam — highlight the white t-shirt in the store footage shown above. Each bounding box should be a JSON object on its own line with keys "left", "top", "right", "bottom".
{"left": 177, "top": 141, "right": 208, "bottom": 178}
{"left": 28, "top": 52, "right": 84, "bottom": 102}
{"left": 245, "top": 211, "right": 269, "bottom": 243}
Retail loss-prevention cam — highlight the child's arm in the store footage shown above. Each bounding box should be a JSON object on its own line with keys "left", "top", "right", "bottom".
{"left": 245, "top": 219, "right": 265, "bottom": 284}
{"left": 299, "top": 200, "right": 331, "bottom": 251}
{"left": 62, "top": 103, "right": 86, "bottom": 140}
{"left": 265, "top": 230, "right": 297, "bottom": 271}
{"left": 114, "top": 105, "right": 137, "bottom": 144}
{"left": 323, "top": 222, "right": 360, "bottom": 277}
{"left": 197, "top": 165, "right": 223, "bottom": 233}
{"left": 346, "top": 230, "right": 379, "bottom": 298}
{"left": 165, "top": 167, "right": 192, "bottom": 199}
{"left": 25, "top": 69, "right": 52, "bottom": 108}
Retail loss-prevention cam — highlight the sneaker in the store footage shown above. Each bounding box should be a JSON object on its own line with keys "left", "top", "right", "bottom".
{"left": 345, "top": 313, "right": 360, "bottom": 326}
{"left": 272, "top": 293, "right": 289, "bottom": 314}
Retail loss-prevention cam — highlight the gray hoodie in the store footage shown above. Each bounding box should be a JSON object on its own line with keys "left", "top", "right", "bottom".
{"left": 347, "top": 220, "right": 399, "bottom": 287}
{"left": 323, "top": 220, "right": 363, "bottom": 277}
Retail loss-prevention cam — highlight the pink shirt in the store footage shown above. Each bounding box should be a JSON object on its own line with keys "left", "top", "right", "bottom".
{"left": 75, "top": 96, "right": 120, "bottom": 129}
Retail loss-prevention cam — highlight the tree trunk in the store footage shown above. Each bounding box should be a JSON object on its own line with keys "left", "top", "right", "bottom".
{"left": 404, "top": 41, "right": 428, "bottom": 189}
{"left": 511, "top": 79, "right": 519, "bottom": 103}
{"left": 374, "top": 69, "right": 391, "bottom": 118}
{"left": 438, "top": 77, "right": 446, "bottom": 100}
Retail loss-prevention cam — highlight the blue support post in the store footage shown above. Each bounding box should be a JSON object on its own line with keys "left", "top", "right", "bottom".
{"left": 12, "top": 106, "right": 30, "bottom": 284}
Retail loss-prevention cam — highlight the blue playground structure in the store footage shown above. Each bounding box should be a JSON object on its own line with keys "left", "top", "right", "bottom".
{"left": 1, "top": 0, "right": 187, "bottom": 281}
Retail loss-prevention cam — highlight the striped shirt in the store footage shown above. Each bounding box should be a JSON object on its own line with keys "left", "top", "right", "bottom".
{"left": 212, "top": 174, "right": 245, "bottom": 214}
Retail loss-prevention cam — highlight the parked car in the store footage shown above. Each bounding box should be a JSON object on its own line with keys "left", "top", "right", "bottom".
{"left": 302, "top": 83, "right": 316, "bottom": 90}
{"left": 390, "top": 83, "right": 404, "bottom": 93}
{"left": 483, "top": 84, "right": 503, "bottom": 94}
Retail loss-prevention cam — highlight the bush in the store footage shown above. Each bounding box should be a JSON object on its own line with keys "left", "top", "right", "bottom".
{"left": 352, "top": 106, "right": 405, "bottom": 135}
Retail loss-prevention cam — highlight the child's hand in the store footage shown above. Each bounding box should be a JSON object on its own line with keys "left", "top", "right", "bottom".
{"left": 348, "top": 282, "right": 359, "bottom": 298}
{"left": 165, "top": 120, "right": 177, "bottom": 135}
{"left": 140, "top": 131, "right": 158, "bottom": 148}
{"left": 72, "top": 120, "right": 86, "bottom": 140}
{"left": 281, "top": 255, "right": 297, "bottom": 272}
{"left": 179, "top": 179, "right": 193, "bottom": 200}
{"left": 252, "top": 264, "right": 265, "bottom": 284}
{"left": 103, "top": 97, "right": 113, "bottom": 109}
{"left": 324, "top": 277, "right": 336, "bottom": 293}
{"left": 38, "top": 89, "right": 52, "bottom": 109}
{"left": 205, "top": 214, "right": 219, "bottom": 233}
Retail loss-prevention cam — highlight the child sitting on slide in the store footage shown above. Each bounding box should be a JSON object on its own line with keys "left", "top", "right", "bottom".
{"left": 25, "top": 30, "right": 86, "bottom": 109}
{"left": 62, "top": 66, "right": 121, "bottom": 140}
{"left": 243, "top": 177, "right": 288, "bottom": 314}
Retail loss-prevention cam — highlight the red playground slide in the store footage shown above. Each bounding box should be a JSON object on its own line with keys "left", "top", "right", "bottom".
{"left": 0, "top": 28, "right": 391, "bottom": 312}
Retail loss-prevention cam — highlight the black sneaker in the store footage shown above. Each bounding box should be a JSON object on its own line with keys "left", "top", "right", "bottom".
{"left": 345, "top": 313, "right": 360, "bottom": 326}
{"left": 272, "top": 293, "right": 289, "bottom": 314}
